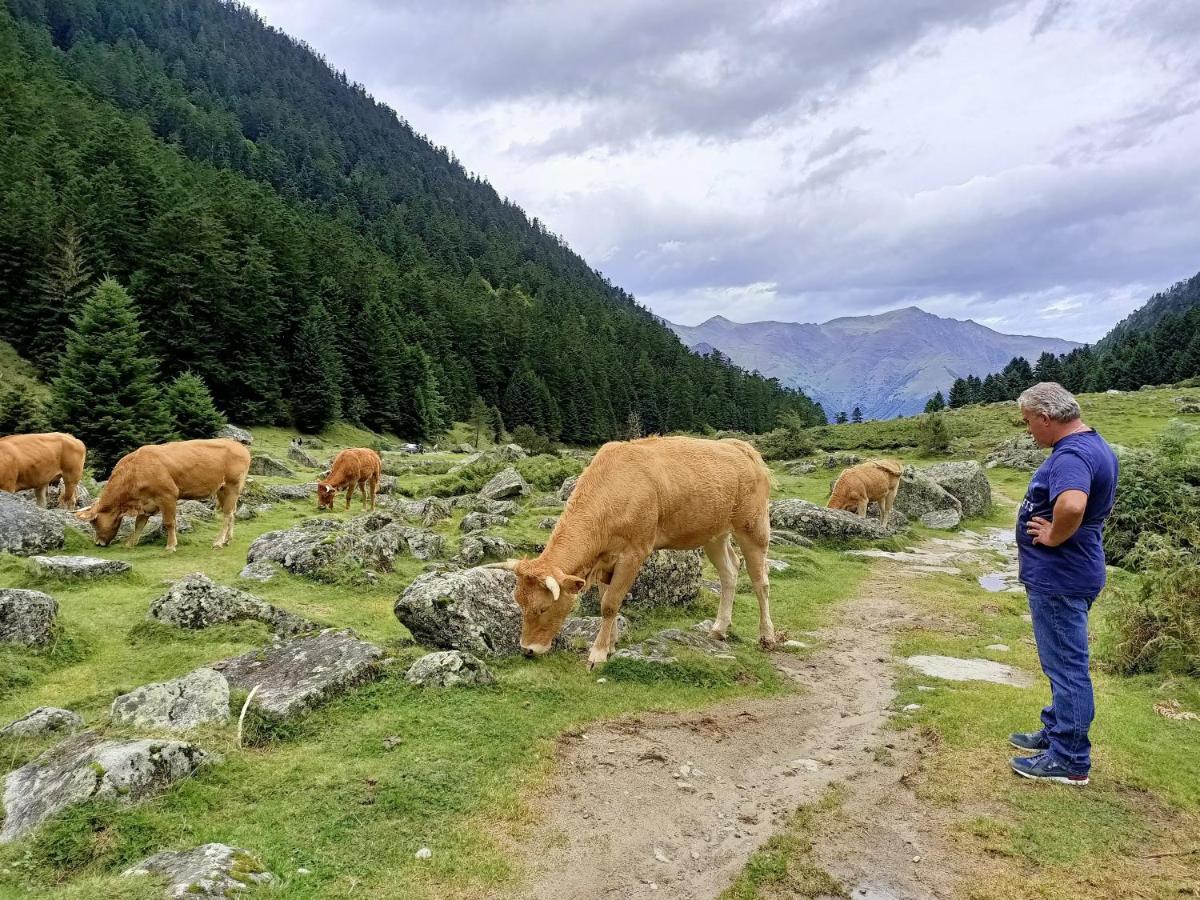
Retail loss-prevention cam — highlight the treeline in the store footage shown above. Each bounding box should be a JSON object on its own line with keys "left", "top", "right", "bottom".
{"left": 0, "top": 0, "right": 825, "bottom": 443}
{"left": 944, "top": 303, "right": 1200, "bottom": 407}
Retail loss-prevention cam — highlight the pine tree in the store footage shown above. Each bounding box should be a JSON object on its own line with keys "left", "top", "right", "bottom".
{"left": 1032, "top": 351, "right": 1062, "bottom": 384}
{"left": 835, "top": 411, "right": 848, "bottom": 424}
{"left": 28, "top": 222, "right": 95, "bottom": 372}
{"left": 487, "top": 405, "right": 506, "bottom": 443}
{"left": 924, "top": 391, "right": 945, "bottom": 413}
{"left": 468, "top": 396, "right": 490, "bottom": 447}
{"left": 166, "top": 371, "right": 226, "bottom": 438}
{"left": 290, "top": 298, "right": 343, "bottom": 434}
{"left": 917, "top": 413, "right": 951, "bottom": 455}
{"left": 0, "top": 383, "right": 49, "bottom": 434}
{"left": 50, "top": 278, "right": 172, "bottom": 474}
{"left": 948, "top": 379, "right": 968, "bottom": 408}
{"left": 851, "top": 406, "right": 863, "bottom": 423}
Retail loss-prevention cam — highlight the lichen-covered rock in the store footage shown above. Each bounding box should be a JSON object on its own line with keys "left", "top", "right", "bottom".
{"left": 577, "top": 550, "right": 702, "bottom": 615}
{"left": 479, "top": 467, "right": 530, "bottom": 500}
{"left": 554, "top": 616, "right": 628, "bottom": 652}
{"left": 421, "top": 498, "right": 452, "bottom": 527}
{"left": 769, "top": 499, "right": 891, "bottom": 541}
{"left": 0, "top": 733, "right": 214, "bottom": 843}
{"left": 29, "top": 555, "right": 131, "bottom": 579}
{"left": 176, "top": 500, "right": 216, "bottom": 520}
{"left": 217, "top": 425, "right": 253, "bottom": 446}
{"left": 0, "top": 493, "right": 65, "bottom": 556}
{"left": 495, "top": 444, "right": 528, "bottom": 461}
{"left": 0, "top": 588, "right": 58, "bottom": 646}
{"left": 287, "top": 445, "right": 320, "bottom": 468}
{"left": 613, "top": 623, "right": 736, "bottom": 665}
{"left": 893, "top": 468, "right": 963, "bottom": 520}
{"left": 530, "top": 494, "right": 564, "bottom": 510}
{"left": 148, "top": 573, "right": 313, "bottom": 636}
{"left": 919, "top": 508, "right": 962, "bottom": 530}
{"left": 212, "top": 629, "right": 384, "bottom": 720}
{"left": 769, "top": 528, "right": 815, "bottom": 547}
{"left": 823, "top": 453, "right": 862, "bottom": 469}
{"left": 0, "top": 707, "right": 83, "bottom": 739}
{"left": 405, "top": 650, "right": 496, "bottom": 687}
{"left": 238, "top": 560, "right": 279, "bottom": 582}
{"left": 538, "top": 516, "right": 559, "bottom": 530}
{"left": 16, "top": 481, "right": 91, "bottom": 510}
{"left": 453, "top": 496, "right": 517, "bottom": 516}
{"left": 558, "top": 476, "right": 579, "bottom": 501}
{"left": 123, "top": 843, "right": 273, "bottom": 899}
{"left": 786, "top": 462, "right": 817, "bottom": 475}
{"left": 922, "top": 461, "right": 991, "bottom": 518}
{"left": 248, "top": 455, "right": 294, "bottom": 477}
{"left": 264, "top": 483, "right": 314, "bottom": 502}
{"left": 110, "top": 668, "right": 230, "bottom": 731}
{"left": 394, "top": 568, "right": 522, "bottom": 655}
{"left": 454, "top": 534, "right": 514, "bottom": 567}
{"left": 460, "top": 511, "right": 509, "bottom": 533}
{"left": 985, "top": 434, "right": 1047, "bottom": 471}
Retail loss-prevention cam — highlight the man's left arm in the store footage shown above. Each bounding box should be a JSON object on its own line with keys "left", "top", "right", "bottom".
{"left": 1027, "top": 450, "right": 1091, "bottom": 547}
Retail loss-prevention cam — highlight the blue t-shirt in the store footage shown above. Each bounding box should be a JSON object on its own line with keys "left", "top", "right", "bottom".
{"left": 1016, "top": 429, "right": 1119, "bottom": 598}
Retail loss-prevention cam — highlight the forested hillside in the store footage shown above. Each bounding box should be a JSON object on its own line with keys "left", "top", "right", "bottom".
{"left": 0, "top": 0, "right": 824, "bottom": 443}
{"left": 944, "top": 273, "right": 1200, "bottom": 407}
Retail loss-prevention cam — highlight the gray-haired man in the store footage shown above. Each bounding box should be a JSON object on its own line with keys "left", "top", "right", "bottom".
{"left": 1010, "top": 382, "right": 1118, "bottom": 786}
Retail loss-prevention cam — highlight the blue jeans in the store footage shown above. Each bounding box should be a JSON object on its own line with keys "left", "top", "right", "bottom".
{"left": 1027, "top": 589, "right": 1096, "bottom": 773}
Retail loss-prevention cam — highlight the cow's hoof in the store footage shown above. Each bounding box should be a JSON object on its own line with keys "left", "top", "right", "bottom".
{"left": 709, "top": 627, "right": 729, "bottom": 641}
{"left": 758, "top": 635, "right": 777, "bottom": 651}
{"left": 587, "top": 649, "right": 609, "bottom": 669}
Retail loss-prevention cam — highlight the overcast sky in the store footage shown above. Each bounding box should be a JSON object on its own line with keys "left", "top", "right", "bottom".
{"left": 247, "top": 0, "right": 1199, "bottom": 342}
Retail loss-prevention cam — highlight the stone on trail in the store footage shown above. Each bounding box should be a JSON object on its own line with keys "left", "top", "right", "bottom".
{"left": 123, "top": 843, "right": 274, "bottom": 898}
{"left": 905, "top": 655, "right": 1032, "bottom": 687}
{"left": 29, "top": 555, "right": 131, "bottom": 579}
{"left": 0, "top": 492, "right": 64, "bottom": 556}
{"left": 110, "top": 668, "right": 231, "bottom": 731}
{"left": 405, "top": 650, "right": 496, "bottom": 687}
{"left": 212, "top": 629, "right": 385, "bottom": 720}
{"left": 0, "top": 732, "right": 214, "bottom": 843}
{"left": 0, "top": 707, "right": 83, "bottom": 739}
{"left": 0, "top": 588, "right": 58, "bottom": 646}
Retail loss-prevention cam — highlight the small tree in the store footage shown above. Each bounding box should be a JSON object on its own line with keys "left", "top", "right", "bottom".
{"left": 835, "top": 411, "right": 848, "bottom": 424}
{"left": 924, "top": 391, "right": 946, "bottom": 413}
{"left": 49, "top": 278, "right": 172, "bottom": 473}
{"left": 290, "top": 298, "right": 343, "bottom": 434}
{"left": 0, "top": 382, "right": 49, "bottom": 434}
{"left": 166, "top": 371, "right": 227, "bottom": 439}
{"left": 851, "top": 406, "right": 864, "bottom": 423}
{"left": 917, "top": 413, "right": 951, "bottom": 455}
{"left": 623, "top": 410, "right": 644, "bottom": 440}
{"left": 487, "top": 405, "right": 506, "bottom": 444}
{"left": 468, "top": 396, "right": 490, "bottom": 447}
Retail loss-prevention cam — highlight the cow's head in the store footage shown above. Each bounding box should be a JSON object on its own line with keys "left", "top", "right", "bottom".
{"left": 74, "top": 504, "right": 122, "bottom": 546}
{"left": 485, "top": 559, "right": 586, "bottom": 656}
{"left": 316, "top": 482, "right": 337, "bottom": 510}
{"left": 826, "top": 492, "right": 855, "bottom": 512}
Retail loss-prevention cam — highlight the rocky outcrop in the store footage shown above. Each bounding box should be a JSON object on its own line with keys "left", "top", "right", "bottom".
{"left": 769, "top": 499, "right": 891, "bottom": 541}
{"left": 454, "top": 534, "right": 514, "bottom": 567}
{"left": 0, "top": 588, "right": 58, "bottom": 646}
{"left": 893, "top": 468, "right": 962, "bottom": 520}
{"left": 921, "top": 461, "right": 991, "bottom": 518}
{"left": 479, "top": 467, "right": 530, "bottom": 500}
{"left": 28, "top": 555, "right": 131, "bottom": 579}
{"left": 148, "top": 573, "right": 314, "bottom": 636}
{"left": 0, "top": 707, "right": 83, "bottom": 739}
{"left": 110, "top": 668, "right": 230, "bottom": 731}
{"left": 985, "top": 434, "right": 1047, "bottom": 470}
{"left": 217, "top": 425, "right": 253, "bottom": 445}
{"left": 247, "top": 455, "right": 294, "bottom": 478}
{"left": 123, "top": 843, "right": 273, "bottom": 899}
{"left": 405, "top": 651, "right": 496, "bottom": 687}
{"left": 0, "top": 493, "right": 64, "bottom": 556}
{"left": 460, "top": 511, "right": 509, "bottom": 533}
{"left": 287, "top": 445, "right": 321, "bottom": 468}
{"left": 393, "top": 568, "right": 522, "bottom": 656}
{"left": 577, "top": 550, "right": 702, "bottom": 615}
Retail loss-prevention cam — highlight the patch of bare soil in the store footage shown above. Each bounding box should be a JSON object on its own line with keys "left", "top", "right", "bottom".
{"left": 505, "top": 548, "right": 987, "bottom": 900}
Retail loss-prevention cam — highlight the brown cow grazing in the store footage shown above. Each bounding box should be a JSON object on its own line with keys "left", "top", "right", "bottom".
{"left": 76, "top": 439, "right": 250, "bottom": 552}
{"left": 0, "top": 432, "right": 86, "bottom": 508}
{"left": 827, "top": 458, "right": 903, "bottom": 525}
{"left": 487, "top": 436, "right": 774, "bottom": 668}
{"left": 317, "top": 448, "right": 381, "bottom": 511}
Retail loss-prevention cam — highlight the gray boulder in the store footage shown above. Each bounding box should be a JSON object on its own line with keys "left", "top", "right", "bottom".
{"left": 454, "top": 534, "right": 514, "bottom": 567}
{"left": 448, "top": 452, "right": 483, "bottom": 474}
{"left": 893, "top": 468, "right": 963, "bottom": 520}
{"left": 217, "top": 425, "right": 253, "bottom": 446}
{"left": 264, "top": 483, "right": 314, "bottom": 502}
{"left": 479, "top": 467, "right": 530, "bottom": 500}
{"left": 238, "top": 560, "right": 279, "bottom": 583}
{"left": 769, "top": 528, "right": 814, "bottom": 547}
{"left": 110, "top": 668, "right": 230, "bottom": 731}
{"left": 0, "top": 707, "right": 83, "bottom": 739}
{"left": 421, "top": 498, "right": 453, "bottom": 527}
{"left": 148, "top": 573, "right": 313, "bottom": 636}
{"left": 823, "top": 453, "right": 862, "bottom": 469}
{"left": 530, "top": 494, "right": 564, "bottom": 510}
{"left": 0, "top": 588, "right": 58, "bottom": 646}
{"left": 123, "top": 843, "right": 273, "bottom": 899}
{"left": 922, "top": 461, "right": 991, "bottom": 518}
{"left": 454, "top": 496, "right": 517, "bottom": 516}
{"left": 985, "top": 434, "right": 1047, "bottom": 471}
{"left": 177, "top": 500, "right": 216, "bottom": 520}
{"left": 0, "top": 493, "right": 65, "bottom": 556}
{"left": 769, "top": 499, "right": 891, "bottom": 541}
{"left": 538, "top": 516, "right": 559, "bottom": 530}
{"left": 287, "top": 445, "right": 320, "bottom": 468}
{"left": 614, "top": 623, "right": 736, "bottom": 665}
{"left": 920, "top": 508, "right": 962, "bottom": 529}
{"left": 248, "top": 455, "right": 294, "bottom": 478}
{"left": 578, "top": 550, "right": 702, "bottom": 615}
{"left": 29, "top": 555, "right": 131, "bottom": 579}
{"left": 213, "top": 629, "right": 384, "bottom": 720}
{"left": 554, "top": 616, "right": 628, "bottom": 652}
{"left": 460, "top": 511, "right": 509, "bottom": 533}
{"left": 495, "top": 444, "right": 528, "bottom": 461}
{"left": 405, "top": 650, "right": 496, "bottom": 687}
{"left": 0, "top": 733, "right": 213, "bottom": 844}
{"left": 558, "top": 476, "right": 579, "bottom": 501}
{"left": 787, "top": 462, "right": 817, "bottom": 475}
{"left": 457, "top": 443, "right": 477, "bottom": 454}
{"left": 394, "top": 568, "right": 522, "bottom": 656}
{"left": 16, "top": 481, "right": 91, "bottom": 510}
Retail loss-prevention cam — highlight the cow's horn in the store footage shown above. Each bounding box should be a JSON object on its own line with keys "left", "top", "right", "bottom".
{"left": 543, "top": 575, "right": 560, "bottom": 601}
{"left": 482, "top": 560, "right": 520, "bottom": 571}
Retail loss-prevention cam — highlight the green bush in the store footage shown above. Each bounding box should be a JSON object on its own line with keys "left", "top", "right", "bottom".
{"left": 0, "top": 381, "right": 49, "bottom": 434}
{"left": 916, "top": 413, "right": 951, "bottom": 455}
{"left": 427, "top": 454, "right": 584, "bottom": 497}
{"left": 165, "top": 371, "right": 227, "bottom": 439}
{"left": 511, "top": 424, "right": 556, "bottom": 456}
{"left": 1102, "top": 531, "right": 1200, "bottom": 676}
{"left": 755, "top": 426, "right": 815, "bottom": 461}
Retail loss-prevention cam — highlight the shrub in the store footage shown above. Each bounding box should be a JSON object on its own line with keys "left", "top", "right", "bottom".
{"left": 916, "top": 413, "right": 951, "bottom": 455}
{"left": 511, "top": 424, "right": 556, "bottom": 456}
{"left": 755, "top": 421, "right": 816, "bottom": 461}
{"left": 1102, "top": 531, "right": 1200, "bottom": 676}
{"left": 0, "top": 381, "right": 49, "bottom": 434}
{"left": 165, "top": 371, "right": 227, "bottom": 439}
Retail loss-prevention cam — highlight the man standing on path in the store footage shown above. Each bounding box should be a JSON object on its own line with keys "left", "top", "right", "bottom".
{"left": 1009, "top": 382, "right": 1119, "bottom": 786}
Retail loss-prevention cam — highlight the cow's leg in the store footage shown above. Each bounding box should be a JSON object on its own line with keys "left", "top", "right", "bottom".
{"left": 856, "top": 497, "right": 868, "bottom": 518}
{"left": 704, "top": 534, "right": 740, "bottom": 640}
{"left": 160, "top": 499, "right": 179, "bottom": 552}
{"left": 213, "top": 484, "right": 236, "bottom": 548}
{"left": 368, "top": 475, "right": 378, "bottom": 510}
{"left": 881, "top": 485, "right": 895, "bottom": 526}
{"left": 734, "top": 526, "right": 776, "bottom": 649}
{"left": 345, "top": 481, "right": 354, "bottom": 511}
{"left": 589, "top": 554, "right": 642, "bottom": 669}
{"left": 60, "top": 477, "right": 78, "bottom": 509}
{"left": 33, "top": 484, "right": 48, "bottom": 508}
{"left": 125, "top": 514, "right": 150, "bottom": 549}
{"left": 359, "top": 479, "right": 369, "bottom": 508}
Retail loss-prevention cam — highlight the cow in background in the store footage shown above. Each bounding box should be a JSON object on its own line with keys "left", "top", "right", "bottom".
{"left": 317, "top": 448, "right": 381, "bottom": 511}
{"left": 488, "top": 436, "right": 775, "bottom": 668}
{"left": 0, "top": 433, "right": 86, "bottom": 508}
{"left": 76, "top": 439, "right": 250, "bottom": 551}
{"left": 827, "top": 458, "right": 902, "bottom": 525}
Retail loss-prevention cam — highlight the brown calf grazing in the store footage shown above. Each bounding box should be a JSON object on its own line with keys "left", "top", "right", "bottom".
{"left": 317, "top": 448, "right": 381, "bottom": 511}
{"left": 0, "top": 432, "right": 86, "bottom": 508}
{"left": 487, "top": 436, "right": 774, "bottom": 668}
{"left": 76, "top": 439, "right": 250, "bottom": 552}
{"left": 827, "top": 458, "right": 903, "bottom": 525}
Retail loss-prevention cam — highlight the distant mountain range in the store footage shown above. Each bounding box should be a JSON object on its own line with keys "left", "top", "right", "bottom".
{"left": 667, "top": 307, "right": 1080, "bottom": 420}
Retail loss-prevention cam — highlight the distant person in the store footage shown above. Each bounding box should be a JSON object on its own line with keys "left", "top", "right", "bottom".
{"left": 1009, "top": 382, "right": 1118, "bottom": 786}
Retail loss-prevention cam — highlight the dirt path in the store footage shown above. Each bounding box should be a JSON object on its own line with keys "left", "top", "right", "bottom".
{"left": 505, "top": 533, "right": 1016, "bottom": 900}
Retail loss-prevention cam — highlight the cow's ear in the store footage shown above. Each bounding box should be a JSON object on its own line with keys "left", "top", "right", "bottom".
{"left": 75, "top": 505, "right": 97, "bottom": 522}
{"left": 560, "top": 575, "right": 587, "bottom": 594}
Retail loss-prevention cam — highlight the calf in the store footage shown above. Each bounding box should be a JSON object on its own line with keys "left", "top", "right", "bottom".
{"left": 317, "top": 448, "right": 381, "bottom": 511}
{"left": 827, "top": 458, "right": 902, "bottom": 525}
{"left": 0, "top": 432, "right": 86, "bottom": 508}
{"left": 76, "top": 438, "right": 250, "bottom": 551}
{"left": 488, "top": 436, "right": 774, "bottom": 668}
